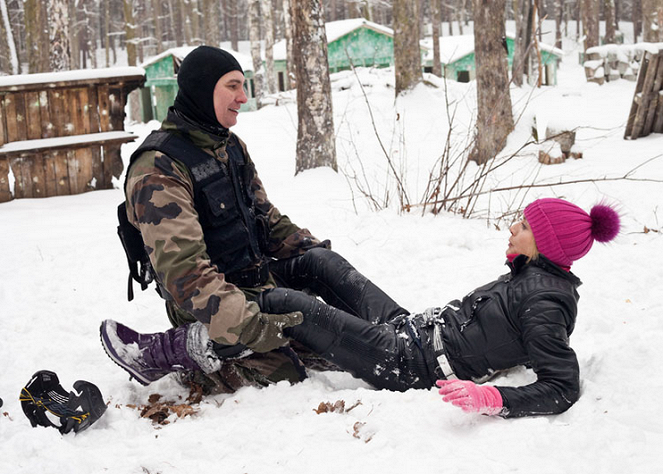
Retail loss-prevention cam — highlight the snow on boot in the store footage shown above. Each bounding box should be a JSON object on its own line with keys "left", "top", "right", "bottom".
{"left": 100, "top": 320, "right": 221, "bottom": 386}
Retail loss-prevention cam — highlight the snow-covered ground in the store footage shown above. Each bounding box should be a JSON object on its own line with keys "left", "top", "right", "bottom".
{"left": 1, "top": 38, "right": 662, "bottom": 473}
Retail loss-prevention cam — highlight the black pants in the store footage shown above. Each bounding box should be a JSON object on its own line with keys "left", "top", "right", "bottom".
{"left": 261, "top": 248, "right": 435, "bottom": 391}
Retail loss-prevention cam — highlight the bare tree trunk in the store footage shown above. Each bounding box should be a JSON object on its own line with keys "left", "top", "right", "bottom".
{"left": 0, "top": 0, "right": 19, "bottom": 73}
{"left": 470, "top": 0, "right": 514, "bottom": 165}
{"left": 291, "top": 0, "right": 337, "bottom": 174}
{"left": 124, "top": 0, "right": 137, "bottom": 66}
{"left": 68, "top": 0, "right": 79, "bottom": 69}
{"left": 248, "top": 0, "right": 264, "bottom": 107}
{"left": 633, "top": 0, "right": 642, "bottom": 41}
{"left": 659, "top": 5, "right": 663, "bottom": 41}
{"left": 456, "top": 0, "right": 464, "bottom": 34}
{"left": 554, "top": 0, "right": 563, "bottom": 48}
{"left": 105, "top": 0, "right": 110, "bottom": 66}
{"left": 431, "top": 0, "right": 442, "bottom": 76}
{"left": 582, "top": 0, "right": 599, "bottom": 51}
{"left": 25, "top": 0, "right": 48, "bottom": 72}
{"left": 393, "top": 0, "right": 422, "bottom": 95}
{"left": 283, "top": 0, "right": 294, "bottom": 89}
{"left": 603, "top": 0, "right": 616, "bottom": 43}
{"left": 262, "top": 0, "right": 276, "bottom": 94}
{"left": 512, "top": 0, "right": 531, "bottom": 87}
{"left": 229, "top": 0, "right": 239, "bottom": 50}
{"left": 152, "top": 0, "right": 164, "bottom": 52}
{"left": 180, "top": 0, "right": 192, "bottom": 44}
{"left": 49, "top": 0, "right": 71, "bottom": 71}
{"left": 642, "top": 0, "right": 659, "bottom": 42}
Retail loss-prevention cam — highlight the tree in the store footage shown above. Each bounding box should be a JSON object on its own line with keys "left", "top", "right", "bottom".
{"left": 604, "top": 0, "right": 617, "bottom": 44}
{"left": 582, "top": 0, "right": 600, "bottom": 51}
{"left": 642, "top": 0, "right": 661, "bottom": 41}
{"left": 291, "top": 0, "right": 337, "bottom": 174}
{"left": 248, "top": 0, "right": 264, "bottom": 107}
{"left": 470, "top": 0, "right": 514, "bottom": 165}
{"left": 123, "top": 0, "right": 137, "bottom": 66}
{"left": 512, "top": 0, "right": 532, "bottom": 87}
{"left": 431, "top": 0, "right": 442, "bottom": 76}
{"left": 49, "top": 0, "right": 71, "bottom": 71}
{"left": 0, "top": 0, "right": 19, "bottom": 74}
{"left": 262, "top": 0, "right": 277, "bottom": 94}
{"left": 393, "top": 0, "right": 422, "bottom": 95}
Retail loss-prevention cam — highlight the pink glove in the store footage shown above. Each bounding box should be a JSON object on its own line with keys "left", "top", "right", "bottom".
{"left": 436, "top": 380, "right": 503, "bottom": 416}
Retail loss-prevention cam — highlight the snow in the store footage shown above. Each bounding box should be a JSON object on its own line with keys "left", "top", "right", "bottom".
{"left": 0, "top": 131, "right": 137, "bottom": 154}
{"left": 1, "top": 35, "right": 663, "bottom": 474}
{"left": 0, "top": 67, "right": 145, "bottom": 88}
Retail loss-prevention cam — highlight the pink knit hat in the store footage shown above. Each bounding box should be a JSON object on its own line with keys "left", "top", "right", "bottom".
{"left": 523, "top": 198, "right": 621, "bottom": 267}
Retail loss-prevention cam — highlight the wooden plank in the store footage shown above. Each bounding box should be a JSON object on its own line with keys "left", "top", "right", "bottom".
{"left": 9, "top": 156, "right": 30, "bottom": 198}
{"left": 4, "top": 93, "right": 19, "bottom": 142}
{"left": 78, "top": 87, "right": 91, "bottom": 135}
{"left": 68, "top": 88, "right": 84, "bottom": 136}
{"left": 48, "top": 89, "right": 66, "bottom": 137}
{"left": 102, "top": 142, "right": 124, "bottom": 187}
{"left": 28, "top": 153, "right": 46, "bottom": 197}
{"left": 61, "top": 88, "right": 76, "bottom": 136}
{"left": 630, "top": 52, "right": 660, "bottom": 139}
{"left": 0, "top": 156, "right": 12, "bottom": 202}
{"left": 87, "top": 85, "right": 100, "bottom": 133}
{"left": 653, "top": 92, "right": 663, "bottom": 133}
{"left": 76, "top": 147, "right": 95, "bottom": 193}
{"left": 66, "top": 149, "right": 82, "bottom": 195}
{"left": 42, "top": 150, "right": 58, "bottom": 197}
{"left": 625, "top": 52, "right": 652, "bottom": 138}
{"left": 13, "top": 92, "right": 28, "bottom": 141}
{"left": 97, "top": 84, "right": 110, "bottom": 132}
{"left": 0, "top": 72, "right": 145, "bottom": 94}
{"left": 642, "top": 53, "right": 663, "bottom": 136}
{"left": 109, "top": 86, "right": 125, "bottom": 131}
{"left": 53, "top": 150, "right": 71, "bottom": 196}
{"left": 39, "top": 90, "right": 53, "bottom": 138}
{"left": 25, "top": 91, "right": 42, "bottom": 140}
{"left": 90, "top": 144, "right": 103, "bottom": 189}
{"left": 0, "top": 95, "right": 6, "bottom": 146}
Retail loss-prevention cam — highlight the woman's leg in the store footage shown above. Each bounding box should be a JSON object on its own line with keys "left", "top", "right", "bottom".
{"left": 258, "top": 287, "right": 430, "bottom": 391}
{"left": 270, "top": 248, "right": 408, "bottom": 324}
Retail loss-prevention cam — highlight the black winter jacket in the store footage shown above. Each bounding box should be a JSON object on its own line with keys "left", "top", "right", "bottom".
{"left": 440, "top": 255, "right": 581, "bottom": 418}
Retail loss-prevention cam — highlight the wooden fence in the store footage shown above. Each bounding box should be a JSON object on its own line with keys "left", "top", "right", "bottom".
{"left": 624, "top": 47, "right": 663, "bottom": 140}
{"left": 0, "top": 68, "right": 145, "bottom": 202}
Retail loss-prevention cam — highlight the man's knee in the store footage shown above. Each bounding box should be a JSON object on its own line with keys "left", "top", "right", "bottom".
{"left": 258, "top": 288, "right": 311, "bottom": 314}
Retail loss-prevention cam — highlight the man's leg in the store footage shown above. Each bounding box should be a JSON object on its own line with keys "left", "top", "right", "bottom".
{"left": 270, "top": 248, "right": 408, "bottom": 324}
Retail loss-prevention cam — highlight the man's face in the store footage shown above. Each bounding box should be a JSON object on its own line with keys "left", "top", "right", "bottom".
{"left": 213, "top": 70, "right": 248, "bottom": 128}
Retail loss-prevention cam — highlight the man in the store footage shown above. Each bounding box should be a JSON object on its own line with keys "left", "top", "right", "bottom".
{"left": 101, "top": 46, "right": 332, "bottom": 392}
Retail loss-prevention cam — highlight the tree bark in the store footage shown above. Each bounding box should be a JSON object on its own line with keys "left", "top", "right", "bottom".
{"left": 642, "top": 0, "right": 659, "bottom": 42}
{"left": 632, "top": 0, "right": 642, "bottom": 41}
{"left": 581, "top": 0, "right": 600, "bottom": 51}
{"left": 248, "top": 0, "right": 264, "bottom": 107}
{"left": 470, "top": 0, "right": 514, "bottom": 165}
{"left": 0, "top": 0, "right": 19, "bottom": 74}
{"left": 49, "top": 0, "right": 71, "bottom": 71}
{"left": 554, "top": 0, "right": 563, "bottom": 48}
{"left": 431, "top": 0, "right": 442, "bottom": 76}
{"left": 152, "top": 0, "right": 164, "bottom": 52}
{"left": 512, "top": 0, "right": 532, "bottom": 86}
{"left": 283, "top": 0, "right": 294, "bottom": 89}
{"left": 262, "top": 0, "right": 277, "bottom": 94}
{"left": 291, "top": 0, "right": 337, "bottom": 174}
{"left": 393, "top": 0, "right": 423, "bottom": 95}
{"left": 603, "top": 0, "right": 616, "bottom": 43}
{"left": 124, "top": 0, "right": 137, "bottom": 66}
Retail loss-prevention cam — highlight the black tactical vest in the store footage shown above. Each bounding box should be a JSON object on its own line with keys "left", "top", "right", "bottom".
{"left": 125, "top": 130, "right": 268, "bottom": 289}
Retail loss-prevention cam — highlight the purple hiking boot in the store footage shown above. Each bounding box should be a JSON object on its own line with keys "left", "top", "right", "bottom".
{"left": 100, "top": 320, "right": 220, "bottom": 385}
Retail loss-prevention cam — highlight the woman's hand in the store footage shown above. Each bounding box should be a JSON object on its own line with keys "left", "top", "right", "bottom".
{"left": 436, "top": 380, "right": 504, "bottom": 416}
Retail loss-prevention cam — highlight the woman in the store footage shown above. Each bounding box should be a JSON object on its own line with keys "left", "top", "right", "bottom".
{"left": 102, "top": 198, "right": 620, "bottom": 418}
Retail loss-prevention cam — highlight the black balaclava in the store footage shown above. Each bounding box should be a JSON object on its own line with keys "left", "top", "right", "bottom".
{"left": 173, "top": 45, "right": 244, "bottom": 131}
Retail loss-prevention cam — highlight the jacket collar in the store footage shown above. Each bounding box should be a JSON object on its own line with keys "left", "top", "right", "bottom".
{"left": 507, "top": 254, "right": 582, "bottom": 287}
{"left": 162, "top": 107, "right": 230, "bottom": 151}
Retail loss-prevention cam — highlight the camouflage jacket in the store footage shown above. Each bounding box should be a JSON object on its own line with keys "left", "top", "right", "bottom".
{"left": 125, "top": 108, "right": 321, "bottom": 346}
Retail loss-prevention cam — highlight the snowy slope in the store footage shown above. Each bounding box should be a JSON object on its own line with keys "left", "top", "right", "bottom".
{"left": 1, "top": 41, "right": 662, "bottom": 474}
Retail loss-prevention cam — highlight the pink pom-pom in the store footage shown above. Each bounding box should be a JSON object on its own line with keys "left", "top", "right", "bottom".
{"left": 590, "top": 204, "right": 620, "bottom": 243}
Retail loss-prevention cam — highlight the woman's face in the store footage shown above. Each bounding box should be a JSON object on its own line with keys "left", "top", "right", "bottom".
{"left": 507, "top": 219, "right": 537, "bottom": 257}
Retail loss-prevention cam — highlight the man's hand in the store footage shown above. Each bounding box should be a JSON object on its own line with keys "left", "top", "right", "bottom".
{"left": 238, "top": 311, "right": 303, "bottom": 353}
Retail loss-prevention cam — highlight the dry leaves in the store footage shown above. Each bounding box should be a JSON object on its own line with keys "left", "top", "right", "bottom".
{"left": 126, "top": 383, "right": 205, "bottom": 426}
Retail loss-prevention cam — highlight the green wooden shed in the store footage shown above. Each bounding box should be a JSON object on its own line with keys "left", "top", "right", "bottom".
{"left": 422, "top": 33, "right": 563, "bottom": 85}
{"left": 272, "top": 18, "right": 426, "bottom": 91}
{"left": 139, "top": 47, "right": 256, "bottom": 123}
